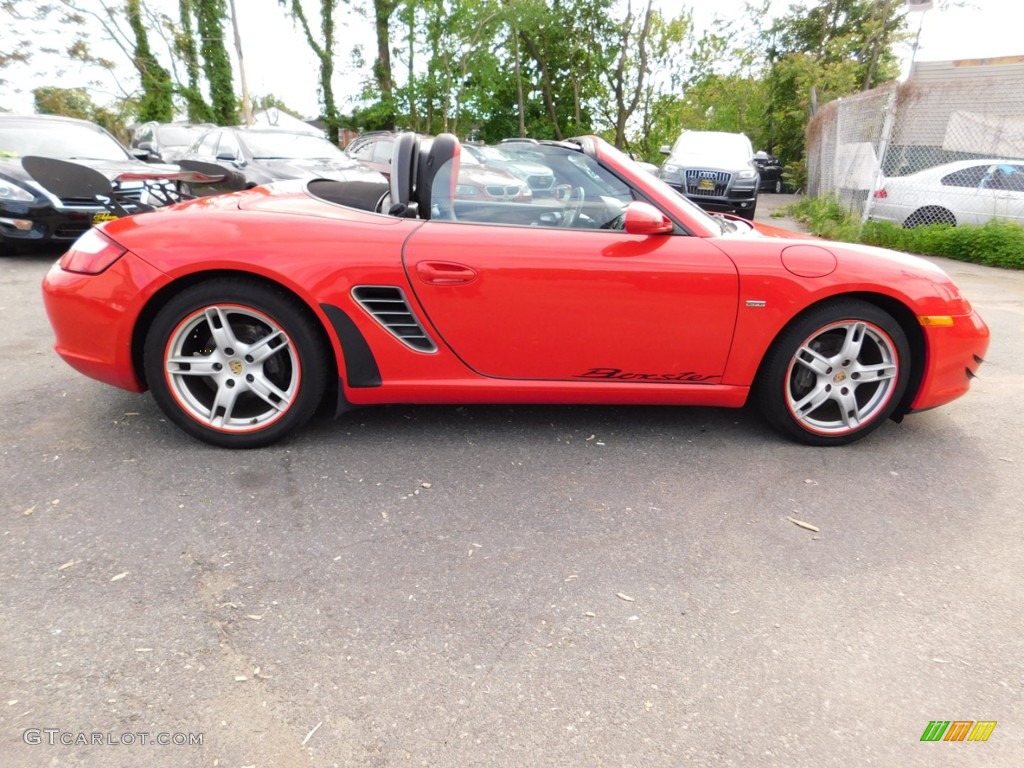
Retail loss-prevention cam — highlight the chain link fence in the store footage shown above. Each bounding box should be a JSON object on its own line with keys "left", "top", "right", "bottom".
{"left": 807, "top": 66, "right": 1024, "bottom": 227}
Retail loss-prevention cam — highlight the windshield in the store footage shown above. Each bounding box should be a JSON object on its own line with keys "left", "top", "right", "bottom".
{"left": 0, "top": 121, "right": 131, "bottom": 161}
{"left": 243, "top": 132, "right": 350, "bottom": 162}
{"left": 671, "top": 132, "right": 752, "bottom": 161}
{"left": 156, "top": 125, "right": 207, "bottom": 148}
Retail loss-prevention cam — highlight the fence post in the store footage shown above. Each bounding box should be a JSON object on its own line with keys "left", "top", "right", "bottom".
{"left": 862, "top": 89, "right": 898, "bottom": 224}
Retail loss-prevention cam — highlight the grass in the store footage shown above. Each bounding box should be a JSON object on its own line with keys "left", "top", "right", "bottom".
{"left": 786, "top": 196, "right": 1024, "bottom": 270}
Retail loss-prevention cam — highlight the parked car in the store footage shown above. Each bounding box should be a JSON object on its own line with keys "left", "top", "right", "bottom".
{"left": 178, "top": 127, "right": 385, "bottom": 195}
{"left": 462, "top": 143, "right": 556, "bottom": 196}
{"left": 344, "top": 131, "right": 532, "bottom": 201}
{"left": 342, "top": 131, "right": 398, "bottom": 175}
{"left": 129, "top": 121, "right": 214, "bottom": 163}
{"left": 0, "top": 113, "right": 185, "bottom": 254}
{"left": 658, "top": 130, "right": 759, "bottom": 219}
{"left": 754, "top": 151, "right": 785, "bottom": 193}
{"left": 452, "top": 143, "right": 532, "bottom": 202}
{"left": 869, "top": 159, "right": 1024, "bottom": 227}
{"left": 42, "top": 132, "right": 988, "bottom": 449}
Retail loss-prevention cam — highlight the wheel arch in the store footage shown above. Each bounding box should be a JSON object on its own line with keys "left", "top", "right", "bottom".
{"left": 753, "top": 291, "right": 925, "bottom": 419}
{"left": 131, "top": 269, "right": 341, "bottom": 406}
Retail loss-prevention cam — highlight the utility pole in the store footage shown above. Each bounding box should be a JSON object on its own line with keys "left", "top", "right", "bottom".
{"left": 228, "top": 0, "right": 253, "bottom": 126}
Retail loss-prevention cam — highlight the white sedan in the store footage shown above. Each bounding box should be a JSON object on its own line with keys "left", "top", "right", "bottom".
{"left": 869, "top": 158, "right": 1024, "bottom": 227}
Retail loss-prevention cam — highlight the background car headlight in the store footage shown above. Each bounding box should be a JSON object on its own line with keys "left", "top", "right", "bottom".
{"left": 0, "top": 178, "right": 36, "bottom": 202}
{"left": 738, "top": 169, "right": 757, "bottom": 179}
{"left": 455, "top": 185, "right": 480, "bottom": 196}
{"left": 663, "top": 164, "right": 679, "bottom": 174}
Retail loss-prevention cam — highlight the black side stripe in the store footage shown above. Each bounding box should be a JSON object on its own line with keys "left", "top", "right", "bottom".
{"left": 319, "top": 303, "right": 383, "bottom": 388}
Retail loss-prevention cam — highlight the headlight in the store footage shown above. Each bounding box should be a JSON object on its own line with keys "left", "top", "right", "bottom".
{"left": 0, "top": 178, "right": 36, "bottom": 202}
{"left": 738, "top": 169, "right": 757, "bottom": 179}
{"left": 455, "top": 185, "right": 480, "bottom": 196}
{"left": 662, "top": 164, "right": 679, "bottom": 174}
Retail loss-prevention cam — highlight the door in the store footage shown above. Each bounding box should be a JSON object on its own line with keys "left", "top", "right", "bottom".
{"left": 402, "top": 222, "right": 739, "bottom": 384}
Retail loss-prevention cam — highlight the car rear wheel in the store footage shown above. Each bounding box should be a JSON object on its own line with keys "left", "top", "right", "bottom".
{"left": 755, "top": 300, "right": 910, "bottom": 446}
{"left": 143, "top": 279, "right": 327, "bottom": 448}
{"left": 773, "top": 179, "right": 783, "bottom": 193}
{"left": 904, "top": 206, "right": 955, "bottom": 228}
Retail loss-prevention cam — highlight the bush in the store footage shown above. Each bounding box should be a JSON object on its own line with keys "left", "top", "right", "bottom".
{"left": 789, "top": 197, "right": 1024, "bottom": 270}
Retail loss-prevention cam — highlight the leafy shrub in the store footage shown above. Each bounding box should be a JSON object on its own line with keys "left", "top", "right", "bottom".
{"left": 788, "top": 196, "right": 1024, "bottom": 270}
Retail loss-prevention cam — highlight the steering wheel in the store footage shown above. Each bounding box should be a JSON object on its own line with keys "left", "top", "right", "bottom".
{"left": 561, "top": 186, "right": 585, "bottom": 228}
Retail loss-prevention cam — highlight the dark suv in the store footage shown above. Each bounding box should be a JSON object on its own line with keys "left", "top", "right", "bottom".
{"left": 658, "top": 130, "right": 759, "bottom": 220}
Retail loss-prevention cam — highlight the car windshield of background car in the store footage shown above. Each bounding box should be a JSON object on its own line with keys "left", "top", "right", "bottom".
{"left": 0, "top": 124, "right": 130, "bottom": 161}
{"left": 671, "top": 132, "right": 751, "bottom": 161}
{"left": 244, "top": 133, "right": 348, "bottom": 161}
{"left": 157, "top": 126, "right": 206, "bottom": 148}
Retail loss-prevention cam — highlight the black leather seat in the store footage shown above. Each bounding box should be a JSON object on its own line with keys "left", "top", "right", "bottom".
{"left": 388, "top": 132, "right": 420, "bottom": 217}
{"left": 415, "top": 133, "right": 460, "bottom": 220}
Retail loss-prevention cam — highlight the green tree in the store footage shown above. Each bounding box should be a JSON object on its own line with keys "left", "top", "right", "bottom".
{"left": 762, "top": 0, "right": 907, "bottom": 162}
{"left": 279, "top": 0, "right": 345, "bottom": 142}
{"left": 194, "top": 0, "right": 237, "bottom": 125}
{"left": 126, "top": 0, "right": 174, "bottom": 121}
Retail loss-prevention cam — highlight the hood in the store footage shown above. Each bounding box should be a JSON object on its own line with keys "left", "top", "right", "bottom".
{"left": 258, "top": 157, "right": 384, "bottom": 183}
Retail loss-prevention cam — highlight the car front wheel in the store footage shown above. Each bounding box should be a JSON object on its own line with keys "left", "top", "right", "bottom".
{"left": 143, "top": 279, "right": 327, "bottom": 448}
{"left": 756, "top": 300, "right": 910, "bottom": 446}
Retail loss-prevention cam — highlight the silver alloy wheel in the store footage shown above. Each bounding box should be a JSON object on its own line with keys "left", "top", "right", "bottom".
{"left": 784, "top": 319, "right": 899, "bottom": 436}
{"left": 163, "top": 304, "right": 300, "bottom": 432}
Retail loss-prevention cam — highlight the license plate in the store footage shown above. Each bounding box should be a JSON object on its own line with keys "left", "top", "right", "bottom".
{"left": 92, "top": 212, "right": 118, "bottom": 226}
{"left": 698, "top": 179, "right": 715, "bottom": 191}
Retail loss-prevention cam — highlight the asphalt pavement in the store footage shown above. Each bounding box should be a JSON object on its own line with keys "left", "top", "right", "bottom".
{"left": 1, "top": 217, "right": 1022, "bottom": 767}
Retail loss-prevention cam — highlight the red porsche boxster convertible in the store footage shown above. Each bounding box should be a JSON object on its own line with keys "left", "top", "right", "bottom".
{"left": 41, "top": 133, "right": 989, "bottom": 448}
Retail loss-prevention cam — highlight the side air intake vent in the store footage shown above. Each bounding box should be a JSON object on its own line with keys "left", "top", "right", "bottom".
{"left": 351, "top": 286, "right": 437, "bottom": 353}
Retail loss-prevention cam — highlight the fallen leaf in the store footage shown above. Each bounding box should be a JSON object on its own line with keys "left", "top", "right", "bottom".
{"left": 616, "top": 592, "right": 635, "bottom": 602}
{"left": 23, "top": 505, "right": 35, "bottom": 516}
{"left": 786, "top": 516, "right": 820, "bottom": 532}
{"left": 246, "top": 615, "right": 262, "bottom": 621}
{"left": 421, "top": 482, "right": 432, "bottom": 488}
{"left": 110, "top": 572, "right": 129, "bottom": 582}
{"left": 57, "top": 560, "right": 80, "bottom": 571}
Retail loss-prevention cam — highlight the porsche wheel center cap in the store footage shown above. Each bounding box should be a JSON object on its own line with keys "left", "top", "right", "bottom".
{"left": 229, "top": 359, "right": 244, "bottom": 375}
{"left": 833, "top": 370, "right": 848, "bottom": 383}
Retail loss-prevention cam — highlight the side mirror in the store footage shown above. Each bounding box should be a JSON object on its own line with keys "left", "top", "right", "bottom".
{"left": 659, "top": 145, "right": 671, "bottom": 155}
{"left": 623, "top": 201, "right": 673, "bottom": 235}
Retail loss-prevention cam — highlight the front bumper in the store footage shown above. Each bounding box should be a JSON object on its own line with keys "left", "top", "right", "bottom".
{"left": 910, "top": 309, "right": 990, "bottom": 411}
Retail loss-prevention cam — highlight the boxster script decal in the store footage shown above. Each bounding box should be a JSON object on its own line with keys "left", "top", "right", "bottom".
{"left": 575, "top": 367, "right": 721, "bottom": 383}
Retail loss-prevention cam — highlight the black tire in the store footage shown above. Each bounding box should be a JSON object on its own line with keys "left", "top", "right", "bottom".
{"left": 143, "top": 278, "right": 328, "bottom": 448}
{"left": 904, "top": 206, "right": 955, "bottom": 228}
{"left": 755, "top": 299, "right": 910, "bottom": 446}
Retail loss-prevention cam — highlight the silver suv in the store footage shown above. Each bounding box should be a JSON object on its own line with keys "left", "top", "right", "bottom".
{"left": 658, "top": 130, "right": 759, "bottom": 220}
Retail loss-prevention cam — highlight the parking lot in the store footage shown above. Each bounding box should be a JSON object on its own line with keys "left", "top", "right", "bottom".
{"left": 2, "top": 229, "right": 1022, "bottom": 766}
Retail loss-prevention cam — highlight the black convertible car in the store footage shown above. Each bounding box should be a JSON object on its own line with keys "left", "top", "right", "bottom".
{"left": 754, "top": 151, "right": 785, "bottom": 193}
{"left": 0, "top": 114, "right": 184, "bottom": 253}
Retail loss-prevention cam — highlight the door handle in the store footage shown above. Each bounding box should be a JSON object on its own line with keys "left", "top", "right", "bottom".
{"left": 416, "top": 261, "right": 478, "bottom": 285}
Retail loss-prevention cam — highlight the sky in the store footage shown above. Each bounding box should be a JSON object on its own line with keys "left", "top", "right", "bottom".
{"left": 1, "top": 0, "right": 1020, "bottom": 120}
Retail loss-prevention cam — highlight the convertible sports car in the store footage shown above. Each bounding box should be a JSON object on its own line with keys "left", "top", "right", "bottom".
{"left": 41, "top": 132, "right": 989, "bottom": 449}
